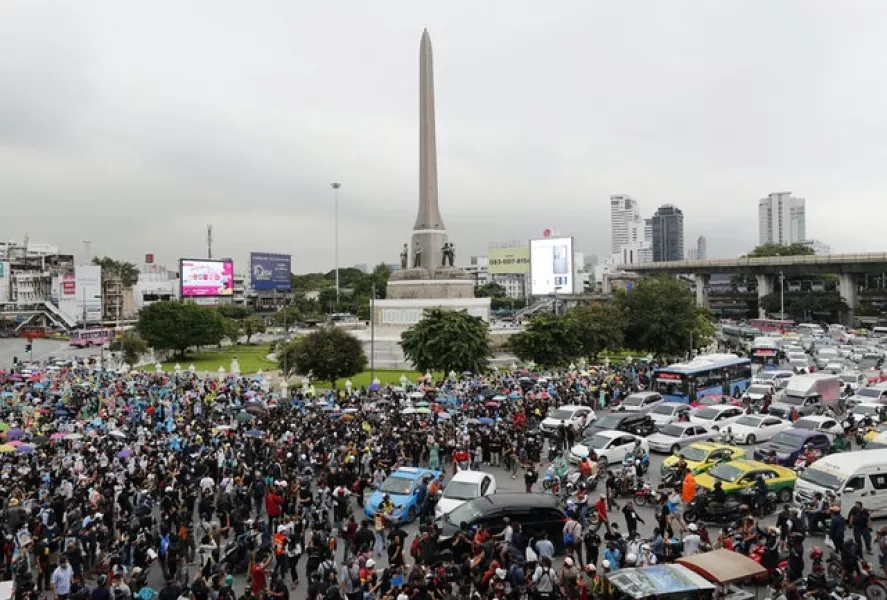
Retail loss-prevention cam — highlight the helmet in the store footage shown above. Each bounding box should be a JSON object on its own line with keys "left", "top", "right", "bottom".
{"left": 584, "top": 564, "right": 595, "bottom": 573}
{"left": 625, "top": 553, "right": 637, "bottom": 565}
{"left": 641, "top": 543, "right": 650, "bottom": 552}
{"left": 602, "top": 560, "right": 611, "bottom": 569}
{"left": 688, "top": 523, "right": 697, "bottom": 532}
{"left": 563, "top": 557, "right": 573, "bottom": 567}
{"left": 366, "top": 559, "right": 375, "bottom": 568}
{"left": 809, "top": 546, "right": 824, "bottom": 560}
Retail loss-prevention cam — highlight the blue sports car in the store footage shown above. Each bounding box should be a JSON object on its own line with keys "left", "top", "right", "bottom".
{"left": 364, "top": 467, "right": 442, "bottom": 524}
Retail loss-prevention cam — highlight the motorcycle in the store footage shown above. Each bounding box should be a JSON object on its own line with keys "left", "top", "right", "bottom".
{"left": 541, "top": 466, "right": 562, "bottom": 496}
{"left": 221, "top": 531, "right": 256, "bottom": 575}
{"left": 633, "top": 483, "right": 659, "bottom": 508}
{"left": 747, "top": 542, "right": 788, "bottom": 583}
{"left": 684, "top": 489, "right": 775, "bottom": 524}
{"left": 826, "top": 554, "right": 887, "bottom": 600}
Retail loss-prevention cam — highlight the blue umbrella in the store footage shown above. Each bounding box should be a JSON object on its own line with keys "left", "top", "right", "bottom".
{"left": 245, "top": 429, "right": 264, "bottom": 437}
{"left": 116, "top": 448, "right": 133, "bottom": 458}
{"left": 0, "top": 392, "right": 12, "bottom": 398}
{"left": 478, "top": 417, "right": 494, "bottom": 425}
{"left": 508, "top": 392, "right": 521, "bottom": 400}
{"left": 369, "top": 382, "right": 381, "bottom": 391}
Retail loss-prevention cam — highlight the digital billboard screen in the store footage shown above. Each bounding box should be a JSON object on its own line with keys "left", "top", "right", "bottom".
{"left": 250, "top": 253, "right": 292, "bottom": 291}
{"left": 530, "top": 237, "right": 573, "bottom": 295}
{"left": 180, "top": 259, "right": 234, "bottom": 297}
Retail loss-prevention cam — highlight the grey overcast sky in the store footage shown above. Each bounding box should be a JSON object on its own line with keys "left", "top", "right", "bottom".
{"left": 2, "top": 1, "right": 887, "bottom": 273}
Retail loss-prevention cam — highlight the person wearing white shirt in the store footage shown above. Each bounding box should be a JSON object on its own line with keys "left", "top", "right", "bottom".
{"left": 682, "top": 523, "right": 702, "bottom": 556}
{"left": 51, "top": 555, "right": 74, "bottom": 600}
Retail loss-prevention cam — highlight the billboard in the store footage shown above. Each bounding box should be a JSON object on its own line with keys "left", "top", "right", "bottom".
{"left": 530, "top": 237, "right": 574, "bottom": 295}
{"left": 487, "top": 245, "right": 530, "bottom": 274}
{"left": 180, "top": 259, "right": 234, "bottom": 297}
{"left": 250, "top": 252, "right": 292, "bottom": 291}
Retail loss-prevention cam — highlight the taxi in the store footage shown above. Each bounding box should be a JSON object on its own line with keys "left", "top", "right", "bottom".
{"left": 864, "top": 423, "right": 887, "bottom": 443}
{"left": 660, "top": 442, "right": 745, "bottom": 475}
{"left": 695, "top": 458, "right": 797, "bottom": 503}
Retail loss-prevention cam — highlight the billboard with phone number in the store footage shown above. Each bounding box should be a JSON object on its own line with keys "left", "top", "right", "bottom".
{"left": 180, "top": 259, "right": 234, "bottom": 297}
{"left": 487, "top": 245, "right": 530, "bottom": 274}
{"left": 250, "top": 252, "right": 292, "bottom": 291}
{"left": 530, "top": 237, "right": 573, "bottom": 295}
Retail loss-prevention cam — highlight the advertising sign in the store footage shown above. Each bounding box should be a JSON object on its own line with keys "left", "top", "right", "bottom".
{"left": 62, "top": 273, "right": 76, "bottom": 296}
{"left": 75, "top": 265, "right": 103, "bottom": 323}
{"left": 530, "top": 237, "right": 574, "bottom": 295}
{"left": 487, "top": 245, "right": 530, "bottom": 274}
{"left": 180, "top": 259, "right": 234, "bottom": 297}
{"left": 250, "top": 253, "right": 292, "bottom": 291}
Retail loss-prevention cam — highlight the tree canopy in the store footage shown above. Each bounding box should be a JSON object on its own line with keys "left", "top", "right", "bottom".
{"left": 136, "top": 301, "right": 227, "bottom": 357}
{"left": 277, "top": 327, "right": 367, "bottom": 385}
{"left": 475, "top": 282, "right": 506, "bottom": 298}
{"left": 109, "top": 331, "right": 148, "bottom": 366}
{"left": 400, "top": 309, "right": 491, "bottom": 374}
{"left": 745, "top": 243, "right": 814, "bottom": 257}
{"left": 617, "top": 275, "right": 715, "bottom": 358}
{"left": 92, "top": 256, "right": 140, "bottom": 286}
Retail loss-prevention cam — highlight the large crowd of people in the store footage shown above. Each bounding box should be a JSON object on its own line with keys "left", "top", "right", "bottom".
{"left": 0, "top": 357, "right": 882, "bottom": 600}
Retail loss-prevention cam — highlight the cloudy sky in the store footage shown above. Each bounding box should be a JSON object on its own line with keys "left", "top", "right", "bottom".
{"left": 2, "top": 1, "right": 886, "bottom": 273}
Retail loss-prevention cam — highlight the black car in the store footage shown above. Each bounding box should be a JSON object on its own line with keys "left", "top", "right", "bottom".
{"left": 584, "top": 412, "right": 656, "bottom": 437}
{"left": 435, "top": 493, "right": 567, "bottom": 549}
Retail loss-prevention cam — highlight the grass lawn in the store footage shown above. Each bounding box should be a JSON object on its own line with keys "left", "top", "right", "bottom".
{"left": 155, "top": 345, "right": 277, "bottom": 374}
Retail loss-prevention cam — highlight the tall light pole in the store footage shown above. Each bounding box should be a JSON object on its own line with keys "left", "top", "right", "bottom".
{"left": 330, "top": 182, "right": 342, "bottom": 306}
{"left": 779, "top": 271, "right": 785, "bottom": 320}
{"left": 370, "top": 281, "right": 376, "bottom": 380}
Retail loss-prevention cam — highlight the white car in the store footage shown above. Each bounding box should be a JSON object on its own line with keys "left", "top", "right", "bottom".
{"left": 688, "top": 405, "right": 745, "bottom": 431}
{"left": 539, "top": 404, "right": 596, "bottom": 434}
{"left": 728, "top": 415, "right": 792, "bottom": 445}
{"left": 850, "top": 402, "right": 887, "bottom": 424}
{"left": 753, "top": 370, "right": 794, "bottom": 390}
{"left": 618, "top": 392, "right": 664, "bottom": 414}
{"left": 743, "top": 384, "right": 776, "bottom": 402}
{"left": 790, "top": 415, "right": 843, "bottom": 438}
{"left": 569, "top": 430, "right": 648, "bottom": 468}
{"left": 434, "top": 470, "right": 496, "bottom": 519}
{"left": 647, "top": 423, "right": 714, "bottom": 454}
{"left": 648, "top": 402, "right": 694, "bottom": 427}
{"left": 838, "top": 372, "right": 867, "bottom": 393}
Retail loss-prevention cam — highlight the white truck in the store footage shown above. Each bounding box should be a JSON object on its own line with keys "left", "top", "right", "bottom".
{"left": 767, "top": 373, "right": 841, "bottom": 420}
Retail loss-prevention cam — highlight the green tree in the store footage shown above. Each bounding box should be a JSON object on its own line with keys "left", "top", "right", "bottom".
{"left": 242, "top": 315, "right": 267, "bottom": 343}
{"left": 222, "top": 318, "right": 242, "bottom": 344}
{"left": 760, "top": 292, "right": 848, "bottom": 322}
{"left": 272, "top": 305, "right": 302, "bottom": 328}
{"left": 400, "top": 309, "right": 491, "bottom": 374}
{"left": 277, "top": 326, "right": 367, "bottom": 385}
{"left": 617, "top": 275, "right": 714, "bottom": 359}
{"left": 510, "top": 313, "right": 581, "bottom": 368}
{"left": 109, "top": 331, "right": 149, "bottom": 366}
{"left": 569, "top": 301, "right": 626, "bottom": 361}
{"left": 475, "top": 282, "right": 506, "bottom": 298}
{"left": 92, "top": 256, "right": 140, "bottom": 286}
{"left": 217, "top": 305, "right": 253, "bottom": 320}
{"left": 136, "top": 301, "right": 226, "bottom": 357}
{"left": 745, "top": 243, "right": 814, "bottom": 257}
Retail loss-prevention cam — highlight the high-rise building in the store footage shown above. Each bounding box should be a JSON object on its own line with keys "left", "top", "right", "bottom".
{"left": 651, "top": 204, "right": 685, "bottom": 262}
{"left": 758, "top": 192, "right": 806, "bottom": 245}
{"left": 686, "top": 248, "right": 698, "bottom": 260}
{"left": 802, "top": 239, "right": 832, "bottom": 255}
{"left": 610, "top": 194, "right": 642, "bottom": 253}
{"left": 696, "top": 236, "right": 707, "bottom": 260}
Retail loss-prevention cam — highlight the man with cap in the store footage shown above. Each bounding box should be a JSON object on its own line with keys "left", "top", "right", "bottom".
{"left": 828, "top": 504, "right": 846, "bottom": 555}
{"left": 682, "top": 523, "right": 702, "bottom": 556}
{"left": 218, "top": 575, "right": 236, "bottom": 600}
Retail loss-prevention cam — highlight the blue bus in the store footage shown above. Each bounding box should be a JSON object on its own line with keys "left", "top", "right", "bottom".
{"left": 653, "top": 353, "right": 753, "bottom": 403}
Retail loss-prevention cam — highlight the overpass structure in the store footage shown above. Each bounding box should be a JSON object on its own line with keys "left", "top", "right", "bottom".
{"left": 618, "top": 253, "right": 887, "bottom": 324}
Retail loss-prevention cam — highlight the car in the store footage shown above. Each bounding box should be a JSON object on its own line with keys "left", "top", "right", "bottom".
{"left": 569, "top": 430, "right": 648, "bottom": 467}
{"left": 583, "top": 412, "right": 656, "bottom": 438}
{"left": 846, "top": 384, "right": 887, "bottom": 408}
{"left": 539, "top": 404, "right": 596, "bottom": 435}
{"left": 617, "top": 392, "right": 664, "bottom": 414}
{"left": 850, "top": 402, "right": 887, "bottom": 425}
{"left": 790, "top": 415, "right": 843, "bottom": 438}
{"left": 435, "top": 493, "right": 567, "bottom": 550}
{"left": 753, "top": 369, "right": 794, "bottom": 390}
{"left": 688, "top": 405, "right": 745, "bottom": 431}
{"left": 434, "top": 470, "right": 496, "bottom": 519}
{"left": 728, "top": 414, "right": 793, "bottom": 445}
{"left": 838, "top": 372, "right": 868, "bottom": 393}
{"left": 660, "top": 442, "right": 746, "bottom": 475}
{"left": 364, "top": 467, "right": 442, "bottom": 524}
{"left": 743, "top": 384, "right": 776, "bottom": 403}
{"left": 647, "top": 423, "right": 715, "bottom": 454}
{"left": 863, "top": 423, "right": 887, "bottom": 443}
{"left": 690, "top": 394, "right": 739, "bottom": 410}
{"left": 695, "top": 459, "right": 797, "bottom": 503}
{"left": 648, "top": 402, "right": 694, "bottom": 428}
{"left": 753, "top": 429, "right": 831, "bottom": 467}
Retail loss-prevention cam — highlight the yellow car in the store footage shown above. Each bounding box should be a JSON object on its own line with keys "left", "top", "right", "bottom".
{"left": 660, "top": 442, "right": 745, "bottom": 476}
{"left": 695, "top": 459, "right": 797, "bottom": 503}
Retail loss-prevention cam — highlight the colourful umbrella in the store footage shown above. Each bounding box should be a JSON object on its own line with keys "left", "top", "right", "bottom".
{"left": 116, "top": 448, "right": 133, "bottom": 458}
{"left": 416, "top": 407, "right": 432, "bottom": 414}
{"left": 7, "top": 440, "right": 23, "bottom": 447}
{"left": 0, "top": 422, "right": 9, "bottom": 431}
{"left": 0, "top": 444, "right": 14, "bottom": 453}
{"left": 49, "top": 433, "right": 66, "bottom": 440}
{"left": 5, "top": 428, "right": 23, "bottom": 440}
{"left": 16, "top": 445, "right": 34, "bottom": 454}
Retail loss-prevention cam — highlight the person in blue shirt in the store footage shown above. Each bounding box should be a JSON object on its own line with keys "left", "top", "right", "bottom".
{"left": 603, "top": 541, "right": 622, "bottom": 571}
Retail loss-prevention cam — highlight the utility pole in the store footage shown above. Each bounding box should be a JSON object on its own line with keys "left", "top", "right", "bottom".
{"left": 206, "top": 225, "right": 213, "bottom": 259}
{"left": 779, "top": 271, "right": 785, "bottom": 320}
{"left": 370, "top": 281, "right": 376, "bottom": 380}
{"left": 331, "top": 182, "right": 341, "bottom": 307}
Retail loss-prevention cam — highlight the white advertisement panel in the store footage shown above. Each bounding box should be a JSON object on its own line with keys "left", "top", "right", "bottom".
{"left": 57, "top": 265, "right": 104, "bottom": 325}
{"left": 530, "top": 237, "right": 573, "bottom": 295}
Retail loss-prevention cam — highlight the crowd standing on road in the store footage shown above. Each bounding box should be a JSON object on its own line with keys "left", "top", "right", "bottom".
{"left": 0, "top": 357, "right": 883, "bottom": 600}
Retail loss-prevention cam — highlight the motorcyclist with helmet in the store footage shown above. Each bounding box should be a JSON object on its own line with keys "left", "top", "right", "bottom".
{"left": 709, "top": 481, "right": 726, "bottom": 511}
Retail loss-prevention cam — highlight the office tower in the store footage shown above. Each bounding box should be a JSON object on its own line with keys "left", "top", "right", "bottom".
{"left": 610, "top": 195, "right": 642, "bottom": 253}
{"left": 651, "top": 204, "right": 685, "bottom": 262}
{"left": 696, "top": 236, "right": 707, "bottom": 260}
{"left": 758, "top": 192, "right": 806, "bottom": 245}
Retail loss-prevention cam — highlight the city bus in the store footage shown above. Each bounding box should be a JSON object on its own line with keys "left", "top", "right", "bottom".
{"left": 750, "top": 336, "right": 782, "bottom": 369}
{"left": 750, "top": 318, "right": 795, "bottom": 333}
{"left": 69, "top": 328, "right": 115, "bottom": 348}
{"left": 653, "top": 353, "right": 753, "bottom": 403}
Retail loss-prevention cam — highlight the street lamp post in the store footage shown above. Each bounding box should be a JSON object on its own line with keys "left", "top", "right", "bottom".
{"left": 370, "top": 281, "right": 376, "bottom": 380}
{"left": 331, "top": 182, "right": 342, "bottom": 306}
{"left": 779, "top": 271, "right": 785, "bottom": 320}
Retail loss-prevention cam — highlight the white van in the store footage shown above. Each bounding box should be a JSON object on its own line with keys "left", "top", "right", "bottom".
{"left": 794, "top": 449, "right": 887, "bottom": 516}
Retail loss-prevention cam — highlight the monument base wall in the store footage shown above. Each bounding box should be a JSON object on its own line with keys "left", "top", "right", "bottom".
{"left": 372, "top": 296, "right": 491, "bottom": 327}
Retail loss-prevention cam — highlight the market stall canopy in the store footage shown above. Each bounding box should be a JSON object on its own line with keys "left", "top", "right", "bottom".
{"left": 605, "top": 565, "right": 715, "bottom": 599}
{"left": 676, "top": 549, "right": 766, "bottom": 584}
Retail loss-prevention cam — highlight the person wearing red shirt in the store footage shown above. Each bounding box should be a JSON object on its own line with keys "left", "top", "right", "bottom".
{"left": 593, "top": 494, "right": 610, "bottom": 533}
{"left": 265, "top": 486, "right": 284, "bottom": 530}
{"left": 251, "top": 555, "right": 271, "bottom": 599}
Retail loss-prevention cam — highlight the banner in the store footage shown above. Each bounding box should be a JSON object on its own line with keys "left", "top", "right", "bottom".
{"left": 487, "top": 246, "right": 530, "bottom": 274}
{"left": 250, "top": 253, "right": 292, "bottom": 291}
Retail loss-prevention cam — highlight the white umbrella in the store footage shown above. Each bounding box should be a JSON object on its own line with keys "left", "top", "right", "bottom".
{"left": 108, "top": 430, "right": 127, "bottom": 439}
{"left": 66, "top": 433, "right": 84, "bottom": 440}
{"left": 402, "top": 407, "right": 418, "bottom": 415}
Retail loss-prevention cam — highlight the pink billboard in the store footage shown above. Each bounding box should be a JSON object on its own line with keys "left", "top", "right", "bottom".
{"left": 180, "top": 259, "right": 234, "bottom": 297}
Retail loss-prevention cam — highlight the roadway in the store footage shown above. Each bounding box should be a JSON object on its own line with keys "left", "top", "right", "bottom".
{"left": 0, "top": 337, "right": 100, "bottom": 370}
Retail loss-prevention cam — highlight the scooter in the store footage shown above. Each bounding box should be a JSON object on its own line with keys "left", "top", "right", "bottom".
{"left": 541, "top": 466, "right": 562, "bottom": 495}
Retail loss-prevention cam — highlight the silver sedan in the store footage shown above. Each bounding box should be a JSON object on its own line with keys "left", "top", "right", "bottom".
{"left": 647, "top": 422, "right": 716, "bottom": 454}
